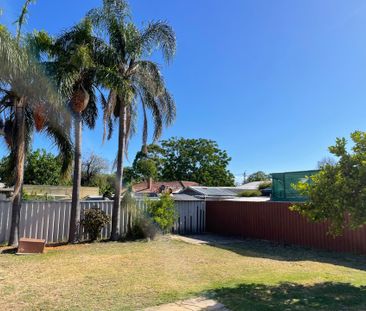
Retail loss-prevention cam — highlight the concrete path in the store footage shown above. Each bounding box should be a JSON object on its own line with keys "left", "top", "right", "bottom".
{"left": 170, "top": 234, "right": 245, "bottom": 246}
{"left": 144, "top": 297, "right": 229, "bottom": 311}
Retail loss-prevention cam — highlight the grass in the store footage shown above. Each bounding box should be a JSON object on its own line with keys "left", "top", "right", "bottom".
{"left": 0, "top": 237, "right": 366, "bottom": 310}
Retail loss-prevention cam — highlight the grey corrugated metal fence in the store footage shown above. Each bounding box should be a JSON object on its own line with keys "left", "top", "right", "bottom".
{"left": 0, "top": 199, "right": 206, "bottom": 245}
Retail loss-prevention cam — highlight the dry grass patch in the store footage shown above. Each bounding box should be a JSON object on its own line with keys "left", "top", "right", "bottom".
{"left": 0, "top": 237, "right": 366, "bottom": 310}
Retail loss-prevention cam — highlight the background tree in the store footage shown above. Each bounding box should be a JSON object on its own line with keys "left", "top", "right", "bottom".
{"left": 123, "top": 147, "right": 161, "bottom": 184}
{"left": 122, "top": 166, "right": 137, "bottom": 185}
{"left": 126, "top": 138, "right": 235, "bottom": 186}
{"left": 131, "top": 138, "right": 234, "bottom": 186}
{"left": 292, "top": 131, "right": 366, "bottom": 235}
{"left": 88, "top": 0, "right": 176, "bottom": 240}
{"left": 0, "top": 149, "right": 68, "bottom": 186}
{"left": 24, "top": 149, "right": 66, "bottom": 185}
{"left": 81, "top": 153, "right": 114, "bottom": 198}
{"left": 134, "top": 159, "right": 157, "bottom": 181}
{"left": 92, "top": 174, "right": 115, "bottom": 198}
{"left": 160, "top": 138, "right": 234, "bottom": 186}
{"left": 246, "top": 171, "right": 270, "bottom": 182}
{"left": 81, "top": 153, "right": 109, "bottom": 186}
{"left": 317, "top": 156, "right": 336, "bottom": 169}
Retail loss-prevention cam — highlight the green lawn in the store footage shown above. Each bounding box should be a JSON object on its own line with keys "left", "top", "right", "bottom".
{"left": 1, "top": 237, "right": 366, "bottom": 310}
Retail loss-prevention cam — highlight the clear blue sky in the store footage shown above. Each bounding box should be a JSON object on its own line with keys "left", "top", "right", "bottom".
{"left": 2, "top": 0, "right": 366, "bottom": 183}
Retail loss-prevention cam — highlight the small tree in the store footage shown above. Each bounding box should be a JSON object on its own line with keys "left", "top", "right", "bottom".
{"left": 24, "top": 149, "right": 66, "bottom": 185}
{"left": 147, "top": 194, "right": 176, "bottom": 233}
{"left": 81, "top": 207, "right": 111, "bottom": 241}
{"left": 81, "top": 153, "right": 109, "bottom": 186}
{"left": 291, "top": 131, "right": 366, "bottom": 235}
{"left": 135, "top": 159, "right": 157, "bottom": 181}
{"left": 247, "top": 171, "right": 270, "bottom": 182}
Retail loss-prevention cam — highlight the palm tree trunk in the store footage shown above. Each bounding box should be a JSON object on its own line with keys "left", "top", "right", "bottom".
{"left": 8, "top": 97, "right": 26, "bottom": 247}
{"left": 69, "top": 112, "right": 82, "bottom": 243}
{"left": 111, "top": 101, "right": 127, "bottom": 241}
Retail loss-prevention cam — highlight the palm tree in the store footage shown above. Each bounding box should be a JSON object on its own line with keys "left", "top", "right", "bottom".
{"left": 33, "top": 20, "right": 106, "bottom": 243}
{"left": 0, "top": 27, "right": 72, "bottom": 247}
{"left": 88, "top": 0, "right": 177, "bottom": 240}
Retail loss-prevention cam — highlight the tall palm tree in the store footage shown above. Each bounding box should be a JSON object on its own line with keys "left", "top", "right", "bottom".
{"left": 32, "top": 20, "right": 106, "bottom": 243}
{"left": 88, "top": 0, "right": 177, "bottom": 240}
{"left": 0, "top": 27, "right": 73, "bottom": 247}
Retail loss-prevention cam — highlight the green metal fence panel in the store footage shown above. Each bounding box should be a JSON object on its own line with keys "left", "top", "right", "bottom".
{"left": 271, "top": 170, "right": 319, "bottom": 202}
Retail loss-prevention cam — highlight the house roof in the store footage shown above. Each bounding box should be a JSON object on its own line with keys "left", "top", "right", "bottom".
{"left": 172, "top": 194, "right": 204, "bottom": 201}
{"left": 183, "top": 186, "right": 239, "bottom": 197}
{"left": 236, "top": 181, "right": 270, "bottom": 190}
{"left": 132, "top": 180, "right": 200, "bottom": 194}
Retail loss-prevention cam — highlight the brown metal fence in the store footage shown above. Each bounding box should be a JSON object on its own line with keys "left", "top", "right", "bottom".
{"left": 206, "top": 201, "right": 366, "bottom": 255}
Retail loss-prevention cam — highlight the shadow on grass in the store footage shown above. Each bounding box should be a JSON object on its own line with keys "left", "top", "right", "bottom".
{"left": 0, "top": 247, "right": 17, "bottom": 254}
{"left": 188, "top": 235, "right": 366, "bottom": 271}
{"left": 209, "top": 282, "right": 366, "bottom": 311}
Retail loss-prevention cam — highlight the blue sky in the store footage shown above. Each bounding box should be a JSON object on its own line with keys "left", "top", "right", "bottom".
{"left": 2, "top": 1, "right": 366, "bottom": 183}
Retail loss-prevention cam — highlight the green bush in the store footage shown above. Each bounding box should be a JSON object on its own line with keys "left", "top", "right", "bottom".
{"left": 147, "top": 194, "right": 176, "bottom": 233}
{"left": 81, "top": 207, "right": 111, "bottom": 241}
{"left": 238, "top": 190, "right": 262, "bottom": 197}
{"left": 258, "top": 181, "right": 272, "bottom": 190}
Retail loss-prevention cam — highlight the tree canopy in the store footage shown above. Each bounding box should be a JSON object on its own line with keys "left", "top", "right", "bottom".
{"left": 0, "top": 149, "right": 67, "bottom": 186}
{"left": 125, "top": 137, "right": 235, "bottom": 186}
{"left": 291, "top": 131, "right": 366, "bottom": 235}
{"left": 24, "top": 149, "right": 66, "bottom": 185}
{"left": 246, "top": 171, "right": 270, "bottom": 182}
{"left": 81, "top": 153, "right": 109, "bottom": 186}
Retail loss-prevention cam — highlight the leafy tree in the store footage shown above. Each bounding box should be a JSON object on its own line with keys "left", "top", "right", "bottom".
{"left": 291, "top": 131, "right": 366, "bottom": 235}
{"left": 125, "top": 144, "right": 164, "bottom": 183}
{"left": 122, "top": 166, "right": 137, "bottom": 185}
{"left": 0, "top": 155, "right": 13, "bottom": 186}
{"left": 93, "top": 174, "right": 115, "bottom": 198}
{"left": 160, "top": 138, "right": 235, "bottom": 186}
{"left": 0, "top": 14, "right": 72, "bottom": 246}
{"left": 135, "top": 159, "right": 157, "bottom": 180}
{"left": 88, "top": 0, "right": 176, "bottom": 240}
{"left": 247, "top": 171, "right": 270, "bottom": 182}
{"left": 24, "top": 149, "right": 65, "bottom": 185}
{"left": 81, "top": 153, "right": 109, "bottom": 186}
{"left": 126, "top": 139, "right": 235, "bottom": 186}
{"left": 147, "top": 193, "right": 176, "bottom": 233}
{"left": 124, "top": 149, "right": 160, "bottom": 184}
{"left": 0, "top": 149, "right": 65, "bottom": 186}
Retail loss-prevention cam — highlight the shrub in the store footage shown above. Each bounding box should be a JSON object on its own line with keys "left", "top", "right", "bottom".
{"left": 128, "top": 217, "right": 158, "bottom": 240}
{"left": 81, "top": 207, "right": 111, "bottom": 241}
{"left": 258, "top": 181, "right": 272, "bottom": 190}
{"left": 238, "top": 190, "right": 262, "bottom": 197}
{"left": 122, "top": 189, "right": 159, "bottom": 240}
{"left": 147, "top": 194, "right": 176, "bottom": 233}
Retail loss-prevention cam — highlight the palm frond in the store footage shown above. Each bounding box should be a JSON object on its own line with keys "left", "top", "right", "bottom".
{"left": 15, "top": 0, "right": 36, "bottom": 43}
{"left": 102, "top": 90, "right": 117, "bottom": 142}
{"left": 141, "top": 102, "right": 148, "bottom": 152}
{"left": 43, "top": 113, "right": 73, "bottom": 177}
{"left": 140, "top": 21, "right": 176, "bottom": 63}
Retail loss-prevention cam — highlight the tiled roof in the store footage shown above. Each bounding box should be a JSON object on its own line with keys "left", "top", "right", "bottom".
{"left": 132, "top": 180, "right": 200, "bottom": 194}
